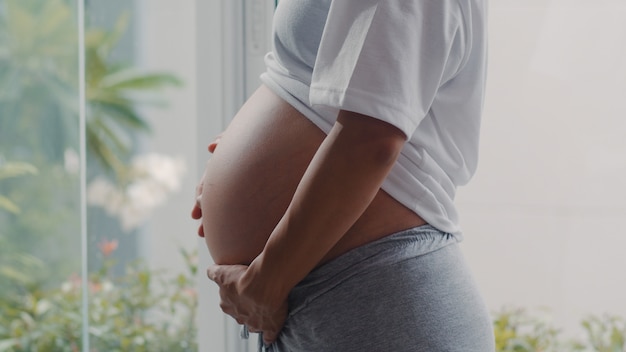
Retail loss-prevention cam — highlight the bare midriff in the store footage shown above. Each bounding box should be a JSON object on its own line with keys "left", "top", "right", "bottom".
{"left": 201, "top": 85, "right": 426, "bottom": 266}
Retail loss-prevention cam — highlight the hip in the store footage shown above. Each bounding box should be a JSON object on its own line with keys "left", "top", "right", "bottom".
{"left": 271, "top": 225, "right": 494, "bottom": 351}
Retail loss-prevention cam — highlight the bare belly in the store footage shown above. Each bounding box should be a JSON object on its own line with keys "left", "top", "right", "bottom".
{"left": 201, "top": 85, "right": 425, "bottom": 265}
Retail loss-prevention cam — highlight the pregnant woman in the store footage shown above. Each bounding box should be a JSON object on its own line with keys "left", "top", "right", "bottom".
{"left": 192, "top": 0, "right": 495, "bottom": 351}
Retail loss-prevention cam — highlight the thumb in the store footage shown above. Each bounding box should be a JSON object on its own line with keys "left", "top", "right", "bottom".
{"left": 263, "top": 330, "right": 279, "bottom": 346}
{"left": 207, "top": 264, "right": 249, "bottom": 283}
{"left": 206, "top": 264, "right": 223, "bottom": 283}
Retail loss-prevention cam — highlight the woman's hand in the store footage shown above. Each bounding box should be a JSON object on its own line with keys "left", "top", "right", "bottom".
{"left": 207, "top": 263, "right": 288, "bottom": 345}
{"left": 207, "top": 136, "right": 221, "bottom": 153}
{"left": 191, "top": 134, "right": 223, "bottom": 237}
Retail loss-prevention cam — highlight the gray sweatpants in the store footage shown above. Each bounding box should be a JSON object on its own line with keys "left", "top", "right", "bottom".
{"left": 254, "top": 225, "right": 495, "bottom": 351}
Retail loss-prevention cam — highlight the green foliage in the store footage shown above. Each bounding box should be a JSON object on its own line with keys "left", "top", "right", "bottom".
{"left": 0, "top": 0, "right": 182, "bottom": 288}
{"left": 0, "top": 0, "right": 182, "bottom": 176}
{"left": 0, "top": 3, "right": 189, "bottom": 349}
{"left": 0, "top": 160, "right": 81, "bottom": 287}
{"left": 0, "top": 248, "right": 198, "bottom": 352}
{"left": 0, "top": 0, "right": 82, "bottom": 288}
{"left": 84, "top": 11, "right": 182, "bottom": 178}
{"left": 0, "top": 161, "right": 37, "bottom": 214}
{"left": 0, "top": 0, "right": 80, "bottom": 162}
{"left": 494, "top": 307, "right": 562, "bottom": 352}
{"left": 574, "top": 315, "right": 626, "bottom": 352}
{"left": 0, "top": 160, "right": 60, "bottom": 295}
{"left": 494, "top": 308, "right": 626, "bottom": 352}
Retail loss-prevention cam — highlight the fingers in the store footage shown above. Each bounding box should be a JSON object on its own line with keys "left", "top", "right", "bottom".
{"left": 191, "top": 201, "right": 202, "bottom": 219}
{"left": 194, "top": 181, "right": 203, "bottom": 211}
{"left": 192, "top": 175, "right": 204, "bottom": 238}
{"left": 191, "top": 194, "right": 204, "bottom": 237}
{"left": 206, "top": 264, "right": 236, "bottom": 284}
{"left": 207, "top": 264, "right": 248, "bottom": 282}
{"left": 206, "top": 264, "right": 221, "bottom": 283}
{"left": 207, "top": 264, "right": 285, "bottom": 345}
{"left": 208, "top": 134, "right": 222, "bottom": 153}
{"left": 264, "top": 301, "right": 288, "bottom": 344}
{"left": 263, "top": 329, "right": 280, "bottom": 345}
{"left": 192, "top": 176, "right": 204, "bottom": 222}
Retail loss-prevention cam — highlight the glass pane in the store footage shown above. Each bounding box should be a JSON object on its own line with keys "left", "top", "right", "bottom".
{"left": 84, "top": 0, "right": 197, "bottom": 350}
{"left": 0, "top": 0, "right": 85, "bottom": 349}
{"left": 0, "top": 0, "right": 200, "bottom": 350}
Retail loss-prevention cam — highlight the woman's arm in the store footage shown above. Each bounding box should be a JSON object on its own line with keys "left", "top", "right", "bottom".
{"left": 207, "top": 110, "right": 406, "bottom": 343}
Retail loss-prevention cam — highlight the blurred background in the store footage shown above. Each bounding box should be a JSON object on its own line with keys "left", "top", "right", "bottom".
{"left": 0, "top": 0, "right": 624, "bottom": 351}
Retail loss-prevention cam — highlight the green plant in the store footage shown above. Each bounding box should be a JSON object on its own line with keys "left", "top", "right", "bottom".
{"left": 494, "top": 308, "right": 626, "bottom": 352}
{"left": 0, "top": 159, "right": 42, "bottom": 298}
{"left": 0, "top": 244, "right": 198, "bottom": 352}
{"left": 0, "top": 160, "right": 37, "bottom": 215}
{"left": 572, "top": 315, "right": 626, "bottom": 352}
{"left": 0, "top": 0, "right": 182, "bottom": 285}
{"left": 0, "top": 161, "right": 81, "bottom": 287}
{"left": 84, "top": 12, "right": 181, "bottom": 179}
{"left": 0, "top": 2, "right": 194, "bottom": 350}
{"left": 0, "top": 0, "right": 181, "bottom": 177}
{"left": 0, "top": 0, "right": 79, "bottom": 163}
{"left": 494, "top": 307, "right": 562, "bottom": 352}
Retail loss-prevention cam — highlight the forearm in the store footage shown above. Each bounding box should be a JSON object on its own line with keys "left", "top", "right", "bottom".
{"left": 245, "top": 110, "right": 407, "bottom": 300}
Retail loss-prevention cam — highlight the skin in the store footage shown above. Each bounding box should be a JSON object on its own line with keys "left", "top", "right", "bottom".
{"left": 191, "top": 85, "right": 425, "bottom": 345}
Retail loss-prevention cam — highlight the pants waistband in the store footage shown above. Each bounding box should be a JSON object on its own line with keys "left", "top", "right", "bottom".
{"left": 288, "top": 224, "right": 460, "bottom": 317}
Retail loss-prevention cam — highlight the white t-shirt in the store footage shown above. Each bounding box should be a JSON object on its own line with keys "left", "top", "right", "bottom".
{"left": 261, "top": 0, "right": 488, "bottom": 235}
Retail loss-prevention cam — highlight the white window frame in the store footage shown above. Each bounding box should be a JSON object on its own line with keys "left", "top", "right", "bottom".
{"left": 195, "top": 1, "right": 274, "bottom": 351}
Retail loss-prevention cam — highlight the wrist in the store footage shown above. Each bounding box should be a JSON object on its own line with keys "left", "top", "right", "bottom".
{"left": 241, "top": 253, "right": 292, "bottom": 310}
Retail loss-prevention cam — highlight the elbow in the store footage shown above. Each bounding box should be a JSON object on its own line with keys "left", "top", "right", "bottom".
{"left": 336, "top": 110, "right": 407, "bottom": 167}
{"left": 370, "top": 137, "right": 404, "bottom": 167}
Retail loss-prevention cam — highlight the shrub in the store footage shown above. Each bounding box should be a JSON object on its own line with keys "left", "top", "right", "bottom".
{"left": 0, "top": 246, "right": 197, "bottom": 352}
{"left": 494, "top": 307, "right": 626, "bottom": 352}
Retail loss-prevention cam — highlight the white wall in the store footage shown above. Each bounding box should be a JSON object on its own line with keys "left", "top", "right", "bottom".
{"left": 458, "top": 0, "right": 626, "bottom": 335}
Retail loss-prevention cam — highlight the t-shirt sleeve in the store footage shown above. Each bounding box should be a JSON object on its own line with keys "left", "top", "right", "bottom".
{"left": 309, "top": 0, "right": 464, "bottom": 138}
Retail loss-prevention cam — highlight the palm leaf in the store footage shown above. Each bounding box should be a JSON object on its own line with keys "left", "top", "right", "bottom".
{"left": 85, "top": 48, "right": 109, "bottom": 87}
{"left": 0, "top": 195, "right": 20, "bottom": 214}
{"left": 0, "top": 262, "right": 33, "bottom": 281}
{"left": 36, "top": 0, "right": 75, "bottom": 57}
{"left": 38, "top": 0, "right": 71, "bottom": 36}
{"left": 0, "top": 162, "right": 37, "bottom": 214}
{"left": 92, "top": 101, "right": 151, "bottom": 131}
{"left": 0, "top": 67, "right": 23, "bottom": 101}
{"left": 88, "top": 114, "right": 132, "bottom": 154}
{"left": 0, "top": 162, "right": 38, "bottom": 180}
{"left": 5, "top": 0, "right": 37, "bottom": 53}
{"left": 99, "top": 70, "right": 182, "bottom": 91}
{"left": 86, "top": 123, "right": 127, "bottom": 174}
{"left": 98, "top": 11, "right": 131, "bottom": 58}
{"left": 0, "top": 251, "right": 45, "bottom": 283}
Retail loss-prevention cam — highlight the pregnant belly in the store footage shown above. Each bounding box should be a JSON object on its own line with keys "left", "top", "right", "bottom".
{"left": 201, "top": 85, "right": 426, "bottom": 266}
{"left": 200, "top": 85, "right": 325, "bottom": 265}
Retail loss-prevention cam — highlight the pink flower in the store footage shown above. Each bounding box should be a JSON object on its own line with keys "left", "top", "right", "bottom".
{"left": 89, "top": 282, "right": 102, "bottom": 293}
{"left": 183, "top": 287, "right": 197, "bottom": 299}
{"left": 98, "top": 239, "right": 119, "bottom": 257}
